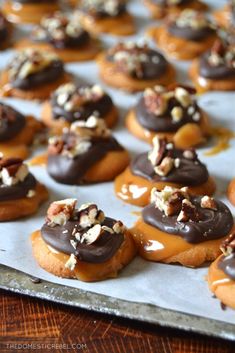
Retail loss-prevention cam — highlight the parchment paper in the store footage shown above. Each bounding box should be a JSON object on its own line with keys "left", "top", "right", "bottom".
{"left": 0, "top": 0, "right": 235, "bottom": 325}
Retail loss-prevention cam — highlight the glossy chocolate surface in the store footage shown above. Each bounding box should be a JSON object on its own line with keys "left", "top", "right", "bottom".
{"left": 219, "top": 254, "right": 235, "bottom": 280}
{"left": 41, "top": 217, "right": 124, "bottom": 263}
{"left": 10, "top": 60, "right": 64, "bottom": 90}
{"left": 135, "top": 96, "right": 200, "bottom": 132}
{"left": 168, "top": 23, "right": 213, "bottom": 41}
{"left": 47, "top": 134, "right": 123, "bottom": 185}
{"left": 51, "top": 91, "right": 113, "bottom": 123}
{"left": 0, "top": 174, "right": 36, "bottom": 202}
{"left": 131, "top": 150, "right": 208, "bottom": 185}
{"left": 142, "top": 197, "right": 233, "bottom": 244}
{"left": 199, "top": 52, "right": 235, "bottom": 79}
{"left": 0, "top": 103, "right": 26, "bottom": 142}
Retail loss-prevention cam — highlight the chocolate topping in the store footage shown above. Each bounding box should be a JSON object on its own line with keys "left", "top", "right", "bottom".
{"left": 199, "top": 41, "right": 235, "bottom": 79}
{"left": 218, "top": 233, "right": 235, "bottom": 280}
{"left": 8, "top": 49, "right": 64, "bottom": 90}
{"left": 0, "top": 103, "right": 26, "bottom": 142}
{"left": 142, "top": 195, "right": 233, "bottom": 244}
{"left": 41, "top": 201, "right": 125, "bottom": 264}
{"left": 13, "top": 0, "right": 57, "bottom": 3}
{"left": 152, "top": 0, "right": 191, "bottom": 6}
{"left": 136, "top": 85, "right": 201, "bottom": 133}
{"left": 0, "top": 12, "right": 8, "bottom": 43}
{"left": 131, "top": 147, "right": 208, "bottom": 186}
{"left": 167, "top": 10, "right": 214, "bottom": 41}
{"left": 107, "top": 43, "right": 168, "bottom": 80}
{"left": 47, "top": 119, "right": 123, "bottom": 185}
{"left": 31, "top": 12, "right": 90, "bottom": 50}
{"left": 51, "top": 83, "right": 113, "bottom": 123}
{"left": 80, "top": 0, "right": 126, "bottom": 19}
{"left": 0, "top": 158, "right": 36, "bottom": 202}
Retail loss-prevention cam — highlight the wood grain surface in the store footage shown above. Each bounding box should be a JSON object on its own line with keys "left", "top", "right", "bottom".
{"left": 0, "top": 289, "right": 234, "bottom": 353}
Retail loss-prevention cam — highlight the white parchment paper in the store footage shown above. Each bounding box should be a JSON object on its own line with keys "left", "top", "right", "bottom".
{"left": 0, "top": 0, "right": 235, "bottom": 325}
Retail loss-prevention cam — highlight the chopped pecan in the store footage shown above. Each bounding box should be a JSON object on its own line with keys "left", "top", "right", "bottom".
{"left": 177, "top": 199, "right": 200, "bottom": 222}
{"left": 148, "top": 137, "right": 167, "bottom": 166}
{"left": 47, "top": 199, "right": 77, "bottom": 226}
{"left": 154, "top": 156, "right": 174, "bottom": 176}
{"left": 220, "top": 233, "right": 235, "bottom": 256}
{"left": 200, "top": 196, "right": 217, "bottom": 210}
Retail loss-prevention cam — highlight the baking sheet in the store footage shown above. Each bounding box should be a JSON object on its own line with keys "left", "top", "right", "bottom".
{"left": 0, "top": 0, "right": 235, "bottom": 334}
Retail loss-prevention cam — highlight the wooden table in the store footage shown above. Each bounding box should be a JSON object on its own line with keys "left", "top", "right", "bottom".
{"left": 0, "top": 289, "right": 234, "bottom": 353}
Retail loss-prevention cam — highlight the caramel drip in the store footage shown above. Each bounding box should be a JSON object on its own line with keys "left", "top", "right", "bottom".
{"left": 29, "top": 153, "right": 47, "bottom": 166}
{"left": 209, "top": 256, "right": 233, "bottom": 292}
{"left": 205, "top": 126, "right": 235, "bottom": 156}
{"left": 130, "top": 219, "right": 223, "bottom": 262}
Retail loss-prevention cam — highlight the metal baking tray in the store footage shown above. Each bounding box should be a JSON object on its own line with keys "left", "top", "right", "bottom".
{"left": 1, "top": 264, "right": 235, "bottom": 341}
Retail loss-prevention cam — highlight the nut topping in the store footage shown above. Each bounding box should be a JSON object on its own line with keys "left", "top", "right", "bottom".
{"left": 151, "top": 186, "right": 189, "bottom": 216}
{"left": 47, "top": 199, "right": 77, "bottom": 226}
{"left": 208, "top": 40, "right": 235, "bottom": 68}
{"left": 220, "top": 233, "right": 235, "bottom": 257}
{"left": 0, "top": 158, "right": 29, "bottom": 186}
{"left": 81, "top": 224, "right": 102, "bottom": 244}
{"left": 177, "top": 199, "right": 200, "bottom": 222}
{"left": 154, "top": 156, "right": 174, "bottom": 177}
{"left": 200, "top": 196, "right": 217, "bottom": 210}
{"left": 65, "top": 253, "right": 77, "bottom": 270}
{"left": 173, "top": 9, "right": 211, "bottom": 30}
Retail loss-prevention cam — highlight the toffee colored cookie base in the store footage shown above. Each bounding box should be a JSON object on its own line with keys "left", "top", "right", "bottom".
{"left": 131, "top": 219, "right": 228, "bottom": 267}
{"left": 125, "top": 109, "right": 210, "bottom": 148}
{"left": 79, "top": 12, "right": 135, "bottom": 36}
{"left": 0, "top": 182, "right": 48, "bottom": 221}
{"left": 213, "top": 5, "right": 230, "bottom": 28}
{"left": 0, "top": 70, "right": 72, "bottom": 100}
{"left": 15, "top": 38, "right": 101, "bottom": 63}
{"left": 3, "top": 1, "right": 60, "bottom": 24}
{"left": 208, "top": 255, "right": 235, "bottom": 310}
{"left": 228, "top": 178, "right": 235, "bottom": 206}
{"left": 41, "top": 100, "right": 118, "bottom": 134}
{"left": 0, "top": 115, "right": 42, "bottom": 159}
{"left": 189, "top": 60, "right": 235, "bottom": 93}
{"left": 31, "top": 229, "right": 136, "bottom": 282}
{"left": 148, "top": 27, "right": 217, "bottom": 61}
{"left": 97, "top": 54, "right": 176, "bottom": 93}
{"left": 144, "top": 0, "right": 208, "bottom": 19}
{"left": 114, "top": 166, "right": 216, "bottom": 207}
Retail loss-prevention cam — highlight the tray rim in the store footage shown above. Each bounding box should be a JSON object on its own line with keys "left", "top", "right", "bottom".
{"left": 1, "top": 264, "right": 234, "bottom": 342}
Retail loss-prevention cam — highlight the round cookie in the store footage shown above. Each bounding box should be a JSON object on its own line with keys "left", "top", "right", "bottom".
{"left": 228, "top": 178, "right": 235, "bottom": 206}
{"left": 0, "top": 157, "right": 48, "bottom": 221}
{"left": 126, "top": 85, "right": 210, "bottom": 147}
{"left": 189, "top": 40, "right": 235, "bottom": 92}
{"left": 41, "top": 83, "right": 118, "bottom": 134}
{"left": 115, "top": 136, "right": 216, "bottom": 207}
{"left": 97, "top": 42, "right": 176, "bottom": 93}
{"left": 144, "top": 0, "right": 208, "bottom": 19}
{"left": 3, "top": 0, "right": 60, "bottom": 24}
{"left": 130, "top": 186, "right": 234, "bottom": 267}
{"left": 16, "top": 12, "right": 100, "bottom": 63}
{"left": 208, "top": 233, "right": 235, "bottom": 310}
{"left": 148, "top": 9, "right": 217, "bottom": 60}
{"left": 0, "top": 48, "right": 71, "bottom": 100}
{"left": 0, "top": 102, "right": 42, "bottom": 160}
{"left": 31, "top": 199, "right": 136, "bottom": 281}
{"left": 46, "top": 115, "right": 129, "bottom": 185}
{"left": 78, "top": 0, "right": 135, "bottom": 36}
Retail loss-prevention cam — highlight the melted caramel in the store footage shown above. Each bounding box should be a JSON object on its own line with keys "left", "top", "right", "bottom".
{"left": 209, "top": 256, "right": 233, "bottom": 292}
{"left": 205, "top": 126, "right": 235, "bottom": 156}
{"left": 29, "top": 153, "right": 47, "bottom": 166}
{"left": 131, "top": 219, "right": 225, "bottom": 266}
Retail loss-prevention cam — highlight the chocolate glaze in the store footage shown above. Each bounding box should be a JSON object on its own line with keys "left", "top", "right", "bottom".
{"left": 108, "top": 49, "right": 168, "bottom": 80}
{"left": 41, "top": 217, "right": 124, "bottom": 263}
{"left": 135, "top": 96, "right": 200, "bottom": 132}
{"left": 13, "top": 0, "right": 57, "bottom": 3}
{"left": 32, "top": 28, "right": 90, "bottom": 50}
{"left": 47, "top": 135, "right": 123, "bottom": 185}
{"left": 51, "top": 91, "right": 114, "bottom": 123}
{"left": 0, "top": 103, "right": 26, "bottom": 142}
{"left": 80, "top": 2, "right": 126, "bottom": 19}
{"left": 199, "top": 52, "right": 235, "bottom": 79}
{"left": 10, "top": 60, "right": 64, "bottom": 90}
{"left": 168, "top": 23, "right": 214, "bottom": 41}
{"left": 142, "top": 196, "right": 233, "bottom": 244}
{"left": 131, "top": 150, "right": 208, "bottom": 186}
{"left": 0, "top": 14, "right": 8, "bottom": 42}
{"left": 218, "top": 254, "right": 235, "bottom": 281}
{"left": 151, "top": 0, "right": 191, "bottom": 5}
{"left": 0, "top": 173, "right": 36, "bottom": 202}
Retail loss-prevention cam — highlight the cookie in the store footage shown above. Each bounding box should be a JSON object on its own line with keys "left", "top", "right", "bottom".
{"left": 31, "top": 199, "right": 136, "bottom": 281}
{"left": 115, "top": 136, "right": 216, "bottom": 207}
{"left": 0, "top": 158, "right": 48, "bottom": 221}
{"left": 0, "top": 48, "right": 71, "bottom": 100}
{"left": 126, "top": 85, "right": 210, "bottom": 147}
{"left": 130, "top": 186, "right": 233, "bottom": 267}
{"left": 228, "top": 178, "right": 235, "bottom": 206}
